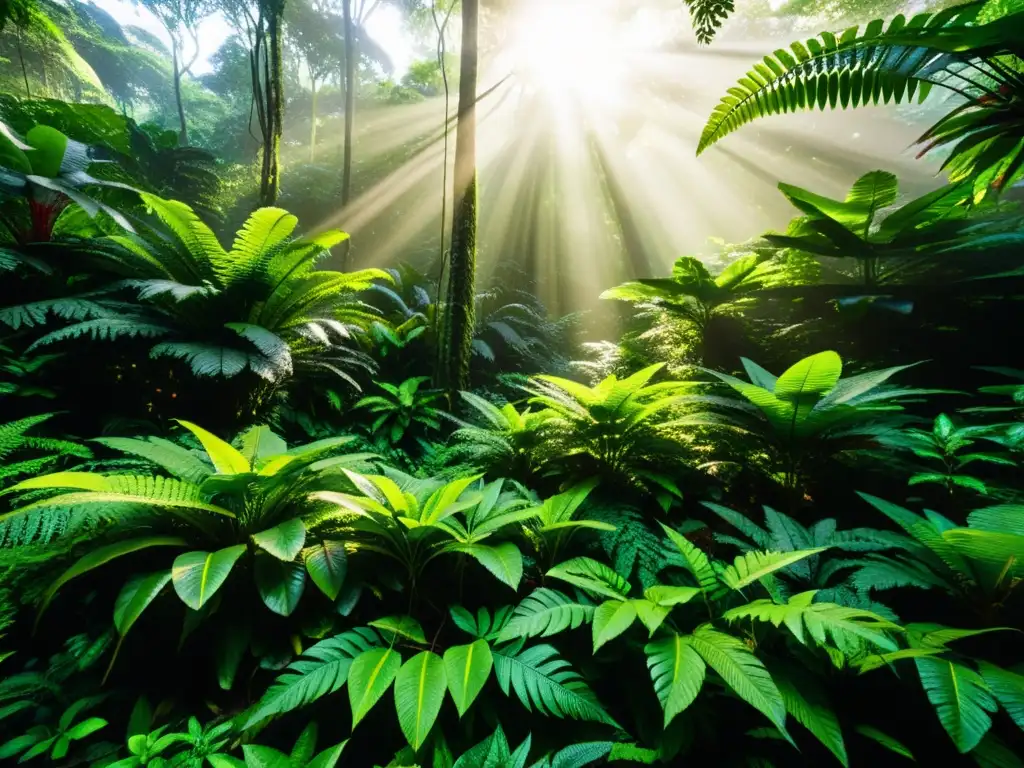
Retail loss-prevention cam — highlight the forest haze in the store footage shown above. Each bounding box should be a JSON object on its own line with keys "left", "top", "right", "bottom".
{"left": 0, "top": 0, "right": 1023, "bottom": 766}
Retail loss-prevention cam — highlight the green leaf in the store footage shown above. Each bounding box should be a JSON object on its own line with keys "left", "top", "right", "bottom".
{"left": 546, "top": 557, "right": 630, "bottom": 600}
{"left": 244, "top": 628, "right": 381, "bottom": 726}
{"left": 369, "top": 615, "right": 426, "bottom": 644}
{"left": 394, "top": 651, "right": 447, "bottom": 749}
{"left": 454, "top": 542, "right": 523, "bottom": 590}
{"left": 689, "top": 625, "right": 788, "bottom": 736}
{"left": 643, "top": 585, "right": 702, "bottom": 607}
{"left": 915, "top": 657, "right": 996, "bottom": 753}
{"left": 658, "top": 523, "right": 719, "bottom": 593}
{"left": 978, "top": 662, "right": 1024, "bottom": 730}
{"left": 254, "top": 556, "right": 307, "bottom": 617}
{"left": 773, "top": 351, "right": 842, "bottom": 402}
{"left": 171, "top": 545, "right": 246, "bottom": 610}
{"left": 251, "top": 518, "right": 306, "bottom": 561}
{"left": 174, "top": 420, "right": 250, "bottom": 474}
{"left": 592, "top": 600, "right": 638, "bottom": 652}
{"left": 348, "top": 647, "right": 402, "bottom": 728}
{"left": 633, "top": 599, "right": 670, "bottom": 636}
{"left": 444, "top": 640, "right": 492, "bottom": 718}
{"left": 114, "top": 570, "right": 172, "bottom": 636}
{"left": 645, "top": 633, "right": 706, "bottom": 728}
{"left": 776, "top": 672, "right": 847, "bottom": 766}
{"left": 719, "top": 548, "right": 827, "bottom": 590}
{"left": 304, "top": 540, "right": 347, "bottom": 601}
{"left": 40, "top": 536, "right": 185, "bottom": 619}
{"left": 498, "top": 590, "right": 593, "bottom": 644}
{"left": 855, "top": 725, "right": 914, "bottom": 760}
{"left": 241, "top": 744, "right": 291, "bottom": 768}
{"left": 493, "top": 643, "right": 616, "bottom": 725}
{"left": 65, "top": 717, "right": 107, "bottom": 740}
{"left": 306, "top": 741, "right": 347, "bottom": 768}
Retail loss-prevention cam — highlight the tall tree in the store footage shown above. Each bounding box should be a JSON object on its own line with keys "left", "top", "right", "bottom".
{"left": 289, "top": 0, "right": 340, "bottom": 161}
{"left": 339, "top": 0, "right": 383, "bottom": 207}
{"left": 222, "top": 0, "right": 286, "bottom": 204}
{"left": 441, "top": 0, "right": 477, "bottom": 390}
{"left": 135, "top": 0, "right": 211, "bottom": 144}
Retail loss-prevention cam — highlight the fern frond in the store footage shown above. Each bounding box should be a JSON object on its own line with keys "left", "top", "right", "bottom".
{"left": 492, "top": 643, "right": 617, "bottom": 725}
{"left": 685, "top": 0, "right": 735, "bottom": 45}
{"left": 496, "top": 589, "right": 594, "bottom": 642}
{"left": 244, "top": 627, "right": 381, "bottom": 726}
{"left": 698, "top": 3, "right": 996, "bottom": 156}
{"left": 723, "top": 591, "right": 901, "bottom": 655}
{"left": 27, "top": 317, "right": 172, "bottom": 350}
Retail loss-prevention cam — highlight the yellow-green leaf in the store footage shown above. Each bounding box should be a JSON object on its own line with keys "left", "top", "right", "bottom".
{"left": 171, "top": 545, "right": 246, "bottom": 610}
{"left": 114, "top": 570, "right": 172, "bottom": 636}
{"left": 252, "top": 518, "right": 306, "bottom": 561}
{"left": 395, "top": 651, "right": 447, "bottom": 749}
{"left": 348, "top": 647, "right": 401, "bottom": 728}
{"left": 592, "top": 600, "right": 638, "bottom": 652}
{"left": 174, "top": 419, "right": 250, "bottom": 474}
{"left": 444, "top": 640, "right": 492, "bottom": 717}
{"left": 304, "top": 540, "right": 347, "bottom": 601}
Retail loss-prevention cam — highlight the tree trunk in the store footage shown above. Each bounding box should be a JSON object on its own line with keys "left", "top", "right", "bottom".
{"left": 172, "top": 44, "right": 188, "bottom": 145}
{"left": 309, "top": 76, "right": 318, "bottom": 162}
{"left": 441, "top": 0, "right": 479, "bottom": 392}
{"left": 342, "top": 0, "right": 355, "bottom": 206}
{"left": 260, "top": 3, "right": 286, "bottom": 206}
{"left": 16, "top": 28, "right": 31, "bottom": 99}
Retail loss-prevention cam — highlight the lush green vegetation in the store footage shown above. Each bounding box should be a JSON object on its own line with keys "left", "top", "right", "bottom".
{"left": 1, "top": 0, "right": 1023, "bottom": 766}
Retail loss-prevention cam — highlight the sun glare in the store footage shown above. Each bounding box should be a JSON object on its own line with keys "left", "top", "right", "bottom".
{"left": 509, "top": 0, "right": 659, "bottom": 107}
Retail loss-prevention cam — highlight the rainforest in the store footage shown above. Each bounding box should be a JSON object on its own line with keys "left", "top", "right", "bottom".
{"left": 0, "top": 0, "right": 1022, "bottom": 765}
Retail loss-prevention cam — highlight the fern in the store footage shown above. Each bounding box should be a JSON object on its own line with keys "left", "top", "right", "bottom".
{"left": 685, "top": 0, "right": 735, "bottom": 45}
{"left": 496, "top": 589, "right": 594, "bottom": 642}
{"left": 244, "top": 628, "right": 381, "bottom": 726}
{"left": 28, "top": 316, "right": 172, "bottom": 350}
{"left": 492, "top": 644, "right": 617, "bottom": 725}
{"left": 697, "top": 2, "right": 1024, "bottom": 198}
{"left": 92, "top": 436, "right": 212, "bottom": 483}
{"left": 718, "top": 548, "right": 828, "bottom": 590}
{"left": 591, "top": 504, "right": 671, "bottom": 587}
{"left": 723, "top": 591, "right": 901, "bottom": 655}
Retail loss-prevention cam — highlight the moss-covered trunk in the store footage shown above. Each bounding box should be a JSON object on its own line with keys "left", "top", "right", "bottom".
{"left": 260, "top": 0, "right": 286, "bottom": 206}
{"left": 441, "top": 0, "right": 479, "bottom": 392}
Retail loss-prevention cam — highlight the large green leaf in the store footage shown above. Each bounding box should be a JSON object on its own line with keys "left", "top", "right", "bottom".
{"left": 546, "top": 557, "right": 630, "bottom": 600}
{"left": 368, "top": 615, "right": 426, "bottom": 644}
{"left": 492, "top": 644, "right": 616, "bottom": 725}
{"left": 40, "top": 536, "right": 185, "bottom": 619}
{"left": 592, "top": 600, "right": 638, "bottom": 652}
{"left": 915, "top": 657, "right": 996, "bottom": 753}
{"left": 114, "top": 570, "right": 172, "bottom": 637}
{"left": 304, "top": 540, "right": 347, "bottom": 601}
{"left": 773, "top": 351, "right": 842, "bottom": 406}
{"left": 174, "top": 420, "right": 250, "bottom": 474}
{"left": 854, "top": 725, "right": 914, "bottom": 760}
{"left": 348, "top": 647, "right": 402, "bottom": 728}
{"left": 395, "top": 651, "right": 447, "bottom": 749}
{"left": 659, "top": 523, "right": 719, "bottom": 593}
{"left": 453, "top": 542, "right": 523, "bottom": 590}
{"left": 689, "top": 625, "right": 788, "bottom": 736}
{"left": 775, "top": 671, "right": 848, "bottom": 766}
{"left": 497, "top": 589, "right": 594, "bottom": 643}
{"left": 255, "top": 556, "right": 307, "bottom": 616}
{"left": 171, "top": 545, "right": 246, "bottom": 610}
{"left": 252, "top": 519, "right": 306, "bottom": 561}
{"left": 719, "top": 549, "right": 827, "bottom": 590}
{"left": 645, "top": 634, "right": 706, "bottom": 728}
{"left": 978, "top": 662, "right": 1024, "bottom": 731}
{"left": 244, "top": 628, "right": 381, "bottom": 726}
{"left": 444, "top": 640, "right": 492, "bottom": 718}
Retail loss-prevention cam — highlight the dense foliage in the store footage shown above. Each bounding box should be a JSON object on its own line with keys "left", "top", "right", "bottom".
{"left": 1, "top": 0, "right": 1023, "bottom": 767}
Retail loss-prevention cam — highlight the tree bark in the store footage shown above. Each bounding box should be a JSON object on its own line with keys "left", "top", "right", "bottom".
{"left": 441, "top": 0, "right": 479, "bottom": 392}
{"left": 260, "top": 1, "right": 286, "bottom": 206}
{"left": 342, "top": 0, "right": 355, "bottom": 206}
{"left": 172, "top": 44, "right": 188, "bottom": 145}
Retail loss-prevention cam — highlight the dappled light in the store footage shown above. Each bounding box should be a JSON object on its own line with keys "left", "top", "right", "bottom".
{"left": 1, "top": 0, "right": 1023, "bottom": 765}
